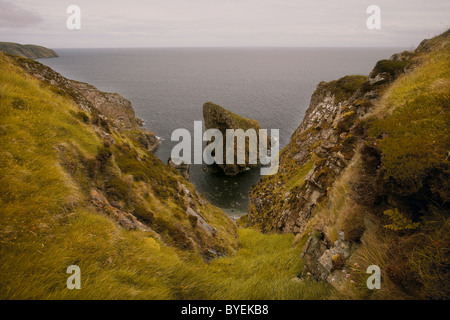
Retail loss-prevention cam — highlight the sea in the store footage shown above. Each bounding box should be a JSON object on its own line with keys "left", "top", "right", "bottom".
{"left": 38, "top": 47, "right": 405, "bottom": 217}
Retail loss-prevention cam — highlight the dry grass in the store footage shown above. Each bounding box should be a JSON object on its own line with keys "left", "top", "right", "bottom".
{"left": 0, "top": 52, "right": 332, "bottom": 300}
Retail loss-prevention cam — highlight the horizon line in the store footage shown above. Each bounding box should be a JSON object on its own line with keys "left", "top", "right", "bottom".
{"left": 49, "top": 45, "right": 411, "bottom": 50}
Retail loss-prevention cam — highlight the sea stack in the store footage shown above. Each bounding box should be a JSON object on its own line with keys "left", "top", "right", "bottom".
{"left": 202, "top": 101, "right": 270, "bottom": 176}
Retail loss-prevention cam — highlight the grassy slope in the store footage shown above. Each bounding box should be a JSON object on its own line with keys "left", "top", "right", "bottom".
{"left": 308, "top": 32, "right": 450, "bottom": 299}
{"left": 4, "top": 30, "right": 446, "bottom": 300}
{"left": 0, "top": 53, "right": 329, "bottom": 299}
{"left": 0, "top": 42, "right": 58, "bottom": 59}
{"left": 203, "top": 101, "right": 262, "bottom": 131}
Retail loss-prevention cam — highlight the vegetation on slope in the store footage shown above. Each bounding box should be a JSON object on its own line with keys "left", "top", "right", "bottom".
{"left": 0, "top": 52, "right": 329, "bottom": 299}
{"left": 246, "top": 29, "right": 449, "bottom": 300}
{"left": 305, "top": 30, "right": 450, "bottom": 299}
{"left": 247, "top": 74, "right": 368, "bottom": 233}
{"left": 0, "top": 42, "right": 58, "bottom": 59}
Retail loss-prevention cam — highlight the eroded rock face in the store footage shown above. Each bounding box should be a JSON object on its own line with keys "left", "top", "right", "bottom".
{"left": 248, "top": 56, "right": 409, "bottom": 234}
{"left": 15, "top": 58, "right": 142, "bottom": 130}
{"left": 168, "top": 157, "right": 190, "bottom": 179}
{"left": 68, "top": 81, "right": 140, "bottom": 131}
{"left": 248, "top": 79, "right": 366, "bottom": 233}
{"left": 300, "top": 231, "right": 329, "bottom": 280}
{"left": 90, "top": 188, "right": 161, "bottom": 240}
{"left": 300, "top": 230, "right": 357, "bottom": 289}
{"left": 203, "top": 102, "right": 270, "bottom": 176}
{"left": 11, "top": 56, "right": 161, "bottom": 151}
{"left": 138, "top": 128, "right": 161, "bottom": 152}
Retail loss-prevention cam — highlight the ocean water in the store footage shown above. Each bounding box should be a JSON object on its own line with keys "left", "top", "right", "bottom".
{"left": 39, "top": 47, "right": 404, "bottom": 216}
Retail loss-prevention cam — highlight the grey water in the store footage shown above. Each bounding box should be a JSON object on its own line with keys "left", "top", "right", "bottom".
{"left": 39, "top": 47, "right": 404, "bottom": 216}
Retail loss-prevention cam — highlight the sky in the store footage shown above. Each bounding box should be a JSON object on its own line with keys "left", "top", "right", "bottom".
{"left": 0, "top": 0, "right": 449, "bottom": 48}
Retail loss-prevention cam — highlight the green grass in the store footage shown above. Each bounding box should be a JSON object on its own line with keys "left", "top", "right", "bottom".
{"left": 323, "top": 31, "right": 450, "bottom": 299}
{"left": 0, "top": 53, "right": 331, "bottom": 300}
{"left": 319, "top": 75, "right": 368, "bottom": 103}
{"left": 204, "top": 102, "right": 261, "bottom": 131}
{"left": 368, "top": 40, "right": 450, "bottom": 196}
{"left": 372, "top": 59, "right": 409, "bottom": 77}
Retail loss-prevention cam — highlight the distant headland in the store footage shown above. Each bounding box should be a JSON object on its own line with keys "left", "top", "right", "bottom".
{"left": 0, "top": 42, "right": 58, "bottom": 59}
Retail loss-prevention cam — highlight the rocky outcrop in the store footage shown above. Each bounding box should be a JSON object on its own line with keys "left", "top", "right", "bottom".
{"left": 11, "top": 54, "right": 160, "bottom": 151}
{"left": 2, "top": 53, "right": 237, "bottom": 259}
{"left": 90, "top": 188, "right": 161, "bottom": 240}
{"left": 0, "top": 42, "right": 58, "bottom": 59}
{"left": 248, "top": 75, "right": 368, "bottom": 233}
{"left": 67, "top": 80, "right": 141, "bottom": 131}
{"left": 248, "top": 52, "right": 413, "bottom": 234}
{"left": 300, "top": 230, "right": 356, "bottom": 289}
{"left": 203, "top": 102, "right": 270, "bottom": 176}
{"left": 168, "top": 157, "right": 190, "bottom": 179}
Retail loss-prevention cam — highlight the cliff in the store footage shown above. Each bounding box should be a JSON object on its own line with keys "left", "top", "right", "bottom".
{"left": 0, "top": 52, "right": 238, "bottom": 255}
{"left": 0, "top": 52, "right": 326, "bottom": 300}
{"left": 203, "top": 102, "right": 270, "bottom": 176}
{"left": 0, "top": 52, "right": 244, "bottom": 298}
{"left": 248, "top": 74, "right": 369, "bottom": 233}
{"left": 247, "top": 29, "right": 450, "bottom": 299}
{"left": 0, "top": 42, "right": 58, "bottom": 59}
{"left": 1, "top": 30, "right": 448, "bottom": 299}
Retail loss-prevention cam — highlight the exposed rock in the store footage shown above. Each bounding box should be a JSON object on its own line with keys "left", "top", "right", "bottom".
{"left": 248, "top": 84, "right": 356, "bottom": 233}
{"left": 301, "top": 230, "right": 357, "bottom": 288}
{"left": 90, "top": 189, "right": 162, "bottom": 240}
{"left": 203, "top": 102, "right": 270, "bottom": 176}
{"left": 248, "top": 58, "right": 408, "bottom": 234}
{"left": 11, "top": 56, "right": 155, "bottom": 134}
{"left": 68, "top": 81, "right": 141, "bottom": 131}
{"left": 300, "top": 231, "right": 329, "bottom": 280}
{"left": 318, "top": 231, "right": 354, "bottom": 274}
{"left": 168, "top": 157, "right": 190, "bottom": 179}
{"left": 204, "top": 248, "right": 225, "bottom": 261}
{"left": 369, "top": 72, "right": 391, "bottom": 85}
{"left": 137, "top": 128, "right": 161, "bottom": 152}
{"left": 186, "top": 207, "right": 214, "bottom": 235}
{"left": 93, "top": 126, "right": 116, "bottom": 146}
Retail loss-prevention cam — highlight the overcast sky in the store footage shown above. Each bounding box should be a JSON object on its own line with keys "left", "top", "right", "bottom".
{"left": 0, "top": 0, "right": 448, "bottom": 48}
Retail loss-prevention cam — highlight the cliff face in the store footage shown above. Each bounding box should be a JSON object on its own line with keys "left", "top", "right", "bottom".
{"left": 247, "top": 30, "right": 450, "bottom": 299}
{"left": 203, "top": 101, "right": 269, "bottom": 176}
{"left": 0, "top": 42, "right": 58, "bottom": 59}
{"left": 248, "top": 74, "right": 375, "bottom": 233}
{"left": 0, "top": 52, "right": 238, "bottom": 264}
{"left": 14, "top": 56, "right": 144, "bottom": 131}
{"left": 13, "top": 55, "right": 160, "bottom": 152}
{"left": 2, "top": 52, "right": 325, "bottom": 300}
{"left": 247, "top": 32, "right": 449, "bottom": 234}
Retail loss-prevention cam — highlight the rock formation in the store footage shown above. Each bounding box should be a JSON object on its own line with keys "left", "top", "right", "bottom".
{"left": 168, "top": 157, "right": 190, "bottom": 179}
{"left": 248, "top": 74, "right": 375, "bottom": 234}
{"left": 12, "top": 55, "right": 160, "bottom": 151}
{"left": 247, "top": 29, "right": 450, "bottom": 298}
{"left": 203, "top": 101, "right": 270, "bottom": 176}
{"left": 0, "top": 42, "right": 58, "bottom": 59}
